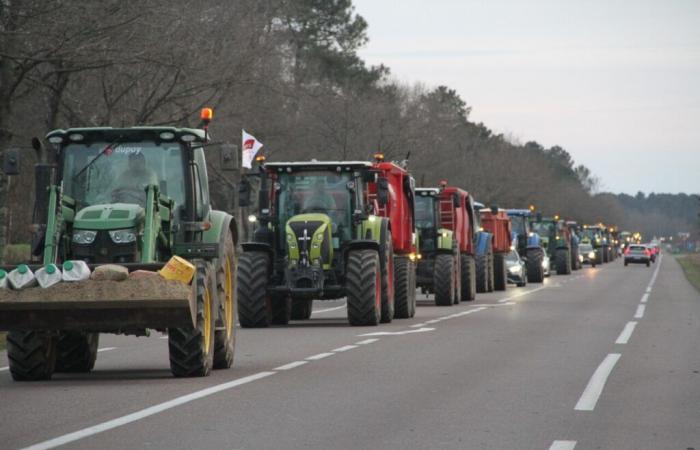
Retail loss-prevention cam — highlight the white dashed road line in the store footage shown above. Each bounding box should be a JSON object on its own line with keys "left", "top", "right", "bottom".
{"left": 355, "top": 338, "right": 379, "bottom": 345}
{"left": 575, "top": 353, "right": 622, "bottom": 411}
{"left": 97, "top": 347, "right": 117, "bottom": 353}
{"left": 274, "top": 361, "right": 308, "bottom": 371}
{"left": 640, "top": 293, "right": 649, "bottom": 303}
{"left": 332, "top": 345, "right": 358, "bottom": 352}
{"left": 549, "top": 440, "right": 577, "bottom": 450}
{"left": 634, "top": 304, "right": 645, "bottom": 319}
{"left": 305, "top": 352, "right": 334, "bottom": 361}
{"left": 357, "top": 327, "right": 435, "bottom": 337}
{"left": 615, "top": 321, "right": 637, "bottom": 345}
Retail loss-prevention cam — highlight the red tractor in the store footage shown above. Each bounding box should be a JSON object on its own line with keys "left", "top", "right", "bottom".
{"left": 479, "top": 207, "right": 513, "bottom": 291}
{"left": 415, "top": 182, "right": 477, "bottom": 305}
{"left": 368, "top": 155, "right": 418, "bottom": 318}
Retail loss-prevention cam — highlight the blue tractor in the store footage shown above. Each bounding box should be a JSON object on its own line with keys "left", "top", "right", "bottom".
{"left": 506, "top": 209, "right": 545, "bottom": 283}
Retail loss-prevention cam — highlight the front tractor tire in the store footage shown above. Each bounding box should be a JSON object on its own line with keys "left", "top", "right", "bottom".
{"left": 55, "top": 332, "right": 99, "bottom": 373}
{"left": 461, "top": 254, "right": 476, "bottom": 301}
{"left": 493, "top": 253, "right": 508, "bottom": 291}
{"left": 346, "top": 250, "right": 382, "bottom": 326}
{"left": 379, "top": 226, "right": 395, "bottom": 324}
{"left": 237, "top": 251, "right": 272, "bottom": 328}
{"left": 213, "top": 231, "right": 237, "bottom": 370}
{"left": 556, "top": 249, "right": 572, "bottom": 275}
{"left": 434, "top": 254, "right": 456, "bottom": 306}
{"left": 394, "top": 256, "right": 416, "bottom": 319}
{"left": 526, "top": 248, "right": 545, "bottom": 283}
{"left": 7, "top": 331, "right": 57, "bottom": 381}
{"left": 168, "top": 261, "right": 216, "bottom": 377}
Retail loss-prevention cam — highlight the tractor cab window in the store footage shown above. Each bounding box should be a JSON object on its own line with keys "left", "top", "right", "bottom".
{"left": 532, "top": 221, "right": 555, "bottom": 237}
{"left": 416, "top": 195, "right": 437, "bottom": 251}
{"left": 62, "top": 142, "right": 186, "bottom": 211}
{"left": 510, "top": 216, "right": 527, "bottom": 236}
{"left": 276, "top": 171, "right": 353, "bottom": 242}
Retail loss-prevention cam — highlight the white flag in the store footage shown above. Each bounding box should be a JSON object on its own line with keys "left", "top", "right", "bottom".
{"left": 242, "top": 129, "right": 263, "bottom": 169}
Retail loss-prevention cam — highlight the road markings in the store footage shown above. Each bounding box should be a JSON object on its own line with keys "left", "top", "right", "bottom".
{"left": 410, "top": 307, "right": 487, "bottom": 328}
{"left": 575, "top": 353, "right": 621, "bottom": 411}
{"left": 497, "top": 285, "right": 548, "bottom": 303}
{"left": 20, "top": 371, "right": 276, "bottom": 450}
{"left": 645, "top": 287, "right": 652, "bottom": 293}
{"left": 640, "top": 293, "right": 649, "bottom": 304}
{"left": 332, "top": 345, "right": 358, "bottom": 352}
{"left": 355, "top": 338, "right": 379, "bottom": 345}
{"left": 357, "top": 327, "right": 435, "bottom": 337}
{"left": 634, "top": 304, "right": 646, "bottom": 319}
{"left": 549, "top": 441, "right": 576, "bottom": 450}
{"left": 274, "top": 361, "right": 308, "bottom": 371}
{"left": 97, "top": 347, "right": 116, "bottom": 353}
{"left": 615, "top": 321, "right": 637, "bottom": 344}
{"left": 305, "top": 352, "right": 334, "bottom": 361}
{"left": 0, "top": 366, "right": 7, "bottom": 372}
{"left": 312, "top": 302, "right": 346, "bottom": 314}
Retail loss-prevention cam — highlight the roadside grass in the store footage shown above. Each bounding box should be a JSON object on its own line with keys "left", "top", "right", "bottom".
{"left": 2, "top": 244, "right": 31, "bottom": 265}
{"left": 676, "top": 254, "right": 700, "bottom": 294}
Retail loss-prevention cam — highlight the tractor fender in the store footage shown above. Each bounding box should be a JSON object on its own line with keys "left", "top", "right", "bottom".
{"left": 436, "top": 228, "right": 454, "bottom": 251}
{"left": 359, "top": 215, "right": 386, "bottom": 243}
{"left": 203, "top": 210, "right": 239, "bottom": 262}
{"left": 527, "top": 233, "right": 541, "bottom": 248}
{"left": 475, "top": 231, "right": 492, "bottom": 256}
{"left": 345, "top": 239, "right": 381, "bottom": 254}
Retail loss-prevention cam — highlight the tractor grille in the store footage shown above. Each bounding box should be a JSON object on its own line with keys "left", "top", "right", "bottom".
{"left": 289, "top": 220, "right": 331, "bottom": 263}
{"left": 72, "top": 230, "right": 138, "bottom": 264}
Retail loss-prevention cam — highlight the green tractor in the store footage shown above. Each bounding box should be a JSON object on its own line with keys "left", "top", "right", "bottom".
{"left": 530, "top": 215, "right": 572, "bottom": 275}
{"left": 237, "top": 161, "right": 393, "bottom": 327}
{"left": 0, "top": 119, "right": 237, "bottom": 380}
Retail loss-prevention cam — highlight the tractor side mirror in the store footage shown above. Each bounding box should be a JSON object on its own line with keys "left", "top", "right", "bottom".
{"left": 490, "top": 205, "right": 498, "bottom": 214}
{"left": 2, "top": 148, "right": 20, "bottom": 175}
{"left": 377, "top": 178, "right": 389, "bottom": 206}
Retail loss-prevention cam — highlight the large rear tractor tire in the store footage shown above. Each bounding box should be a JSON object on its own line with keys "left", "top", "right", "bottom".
{"left": 434, "top": 254, "right": 456, "bottom": 306}
{"left": 7, "top": 331, "right": 57, "bottom": 381}
{"left": 394, "top": 256, "right": 416, "bottom": 319}
{"left": 556, "top": 249, "right": 572, "bottom": 275}
{"left": 346, "top": 250, "right": 382, "bottom": 326}
{"left": 526, "top": 248, "right": 545, "bottom": 283}
{"left": 487, "top": 253, "right": 495, "bottom": 292}
{"left": 493, "top": 253, "right": 508, "bottom": 291}
{"left": 379, "top": 226, "right": 395, "bottom": 324}
{"left": 214, "top": 232, "right": 236, "bottom": 369}
{"left": 55, "top": 332, "right": 99, "bottom": 373}
{"left": 237, "top": 251, "right": 272, "bottom": 328}
{"left": 291, "top": 299, "right": 313, "bottom": 320}
{"left": 169, "top": 261, "right": 216, "bottom": 377}
{"left": 475, "top": 251, "right": 490, "bottom": 293}
{"left": 461, "top": 254, "right": 476, "bottom": 301}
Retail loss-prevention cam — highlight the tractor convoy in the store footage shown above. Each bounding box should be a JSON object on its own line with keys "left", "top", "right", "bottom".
{"left": 0, "top": 109, "right": 627, "bottom": 382}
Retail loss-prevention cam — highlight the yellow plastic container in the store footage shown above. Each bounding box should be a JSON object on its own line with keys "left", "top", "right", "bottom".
{"left": 158, "top": 256, "right": 196, "bottom": 284}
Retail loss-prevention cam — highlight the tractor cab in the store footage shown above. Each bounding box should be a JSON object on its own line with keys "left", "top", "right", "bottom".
{"left": 415, "top": 188, "right": 441, "bottom": 253}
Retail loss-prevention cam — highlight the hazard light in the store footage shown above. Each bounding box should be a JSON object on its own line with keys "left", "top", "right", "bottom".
{"left": 200, "top": 107, "right": 213, "bottom": 122}
{"left": 255, "top": 155, "right": 266, "bottom": 162}
{"left": 373, "top": 153, "right": 384, "bottom": 162}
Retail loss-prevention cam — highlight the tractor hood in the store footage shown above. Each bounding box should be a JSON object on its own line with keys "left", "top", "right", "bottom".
{"left": 74, "top": 203, "right": 145, "bottom": 230}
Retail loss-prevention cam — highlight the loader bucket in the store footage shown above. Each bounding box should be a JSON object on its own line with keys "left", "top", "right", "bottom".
{"left": 0, "top": 277, "right": 193, "bottom": 331}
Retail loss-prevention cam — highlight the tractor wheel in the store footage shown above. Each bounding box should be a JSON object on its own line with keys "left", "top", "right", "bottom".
{"left": 602, "top": 248, "right": 609, "bottom": 263}
{"left": 237, "top": 251, "right": 272, "bottom": 328}
{"left": 434, "top": 254, "right": 456, "bottom": 306}
{"left": 55, "top": 332, "right": 99, "bottom": 373}
{"left": 394, "top": 256, "right": 416, "bottom": 319}
{"left": 526, "top": 248, "right": 545, "bottom": 283}
{"left": 291, "top": 299, "right": 313, "bottom": 320}
{"left": 556, "top": 249, "right": 571, "bottom": 275}
{"left": 487, "top": 253, "right": 495, "bottom": 292}
{"left": 169, "top": 261, "right": 216, "bottom": 377}
{"left": 571, "top": 248, "right": 580, "bottom": 271}
{"left": 7, "top": 331, "right": 57, "bottom": 381}
{"left": 461, "top": 254, "right": 476, "bottom": 301}
{"left": 493, "top": 253, "right": 508, "bottom": 291}
{"left": 379, "top": 225, "right": 395, "bottom": 324}
{"left": 475, "top": 252, "right": 489, "bottom": 293}
{"left": 213, "top": 232, "right": 236, "bottom": 369}
{"left": 346, "top": 250, "right": 381, "bottom": 326}
{"left": 271, "top": 295, "right": 292, "bottom": 325}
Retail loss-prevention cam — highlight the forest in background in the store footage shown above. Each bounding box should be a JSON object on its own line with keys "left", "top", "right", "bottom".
{"left": 1, "top": 0, "right": 697, "bottom": 249}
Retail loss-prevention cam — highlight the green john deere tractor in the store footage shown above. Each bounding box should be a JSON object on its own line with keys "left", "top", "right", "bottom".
{"left": 0, "top": 123, "right": 237, "bottom": 380}
{"left": 237, "top": 161, "right": 393, "bottom": 327}
{"left": 530, "top": 215, "right": 572, "bottom": 275}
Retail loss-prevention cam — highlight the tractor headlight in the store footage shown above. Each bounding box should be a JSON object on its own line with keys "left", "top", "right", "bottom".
{"left": 109, "top": 228, "right": 137, "bottom": 244}
{"left": 72, "top": 230, "right": 97, "bottom": 245}
{"left": 588, "top": 251, "right": 596, "bottom": 258}
{"left": 442, "top": 231, "right": 449, "bottom": 238}
{"left": 508, "top": 266, "right": 520, "bottom": 274}
{"left": 248, "top": 214, "right": 257, "bottom": 223}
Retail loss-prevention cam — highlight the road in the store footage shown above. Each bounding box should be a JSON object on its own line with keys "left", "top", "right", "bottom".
{"left": 2, "top": 254, "right": 699, "bottom": 450}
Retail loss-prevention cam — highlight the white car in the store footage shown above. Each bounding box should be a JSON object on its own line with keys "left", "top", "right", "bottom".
{"left": 542, "top": 254, "right": 551, "bottom": 277}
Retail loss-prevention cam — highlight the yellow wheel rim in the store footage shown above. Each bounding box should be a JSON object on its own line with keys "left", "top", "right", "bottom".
{"left": 224, "top": 257, "right": 233, "bottom": 339}
{"left": 203, "top": 284, "right": 212, "bottom": 354}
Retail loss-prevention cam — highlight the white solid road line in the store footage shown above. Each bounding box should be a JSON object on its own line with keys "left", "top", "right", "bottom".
{"left": 497, "top": 285, "right": 548, "bottom": 303}
{"left": 332, "top": 345, "right": 358, "bottom": 352}
{"left": 549, "top": 441, "right": 577, "bottom": 450}
{"left": 274, "top": 361, "right": 308, "bottom": 371}
{"left": 615, "top": 321, "right": 637, "bottom": 344}
{"left": 0, "top": 366, "right": 7, "bottom": 372}
{"left": 21, "top": 371, "right": 276, "bottom": 450}
{"left": 575, "top": 353, "right": 622, "bottom": 411}
{"left": 357, "top": 327, "right": 435, "bottom": 337}
{"left": 355, "top": 338, "right": 379, "bottom": 345}
{"left": 305, "top": 352, "right": 334, "bottom": 361}
{"left": 640, "top": 293, "right": 649, "bottom": 304}
{"left": 312, "top": 302, "right": 347, "bottom": 314}
{"left": 634, "top": 304, "right": 646, "bottom": 319}
{"left": 97, "top": 347, "right": 117, "bottom": 353}
{"left": 410, "top": 306, "right": 487, "bottom": 328}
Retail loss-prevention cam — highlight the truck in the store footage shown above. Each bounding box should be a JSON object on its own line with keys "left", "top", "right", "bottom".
{"left": 506, "top": 209, "right": 546, "bottom": 283}
{"left": 415, "top": 183, "right": 477, "bottom": 305}
{"left": 236, "top": 160, "right": 398, "bottom": 327}
{"left": 479, "top": 206, "right": 513, "bottom": 291}
{"left": 0, "top": 110, "right": 238, "bottom": 380}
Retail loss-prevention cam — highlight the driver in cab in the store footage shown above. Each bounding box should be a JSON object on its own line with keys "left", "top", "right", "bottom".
{"left": 303, "top": 178, "right": 336, "bottom": 213}
{"left": 113, "top": 151, "right": 158, "bottom": 203}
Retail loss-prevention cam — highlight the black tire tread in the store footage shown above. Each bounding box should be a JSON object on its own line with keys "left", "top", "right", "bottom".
{"left": 237, "top": 252, "right": 271, "bottom": 328}
{"left": 434, "top": 254, "right": 455, "bottom": 306}
{"left": 346, "top": 250, "right": 381, "bottom": 326}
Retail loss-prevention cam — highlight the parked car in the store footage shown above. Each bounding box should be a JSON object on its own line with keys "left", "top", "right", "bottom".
{"left": 506, "top": 249, "right": 527, "bottom": 287}
{"left": 579, "top": 242, "right": 597, "bottom": 267}
{"left": 624, "top": 245, "right": 651, "bottom": 267}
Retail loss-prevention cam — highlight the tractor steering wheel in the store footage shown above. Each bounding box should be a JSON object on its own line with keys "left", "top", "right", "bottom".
{"left": 111, "top": 187, "right": 145, "bottom": 204}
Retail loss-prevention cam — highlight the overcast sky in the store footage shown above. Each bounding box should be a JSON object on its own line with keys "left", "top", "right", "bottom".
{"left": 353, "top": 0, "right": 699, "bottom": 195}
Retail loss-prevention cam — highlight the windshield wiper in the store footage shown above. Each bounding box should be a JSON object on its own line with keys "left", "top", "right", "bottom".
{"left": 72, "top": 138, "right": 124, "bottom": 182}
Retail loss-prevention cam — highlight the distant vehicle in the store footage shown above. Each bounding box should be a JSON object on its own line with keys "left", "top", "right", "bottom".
{"left": 647, "top": 242, "right": 660, "bottom": 262}
{"left": 579, "top": 242, "right": 597, "bottom": 267}
{"left": 505, "top": 249, "right": 527, "bottom": 287}
{"left": 624, "top": 245, "right": 651, "bottom": 267}
{"left": 543, "top": 253, "right": 552, "bottom": 277}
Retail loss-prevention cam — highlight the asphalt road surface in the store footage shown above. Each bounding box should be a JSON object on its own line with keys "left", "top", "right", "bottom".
{"left": 2, "top": 254, "right": 699, "bottom": 450}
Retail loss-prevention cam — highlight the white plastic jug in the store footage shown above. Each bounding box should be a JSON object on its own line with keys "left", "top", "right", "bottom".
{"left": 62, "top": 260, "right": 91, "bottom": 282}
{"left": 0, "top": 269, "right": 7, "bottom": 288}
{"left": 36, "top": 263, "right": 63, "bottom": 288}
{"left": 8, "top": 264, "right": 38, "bottom": 290}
